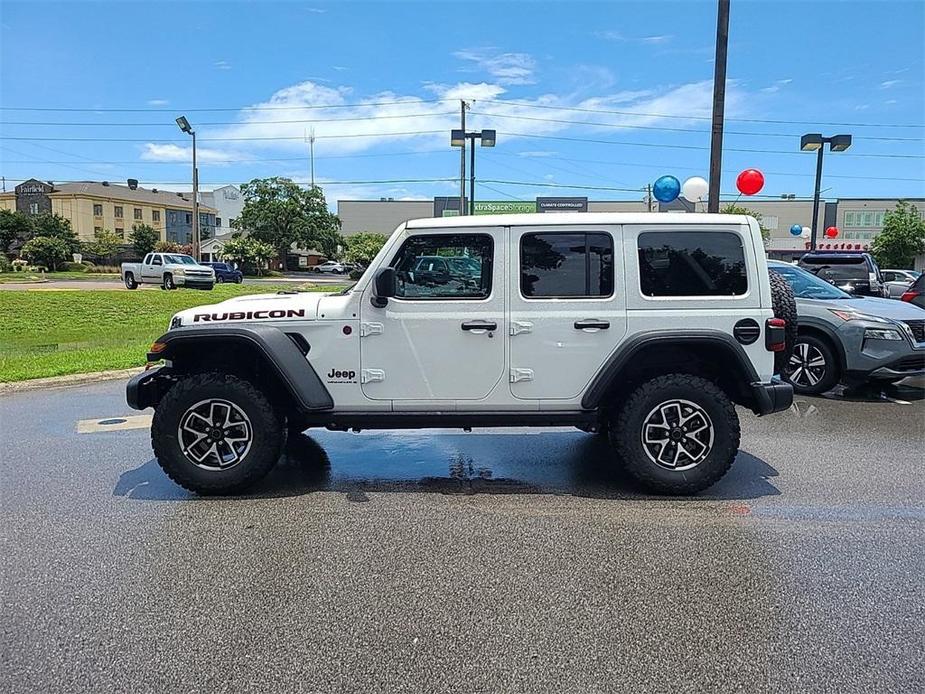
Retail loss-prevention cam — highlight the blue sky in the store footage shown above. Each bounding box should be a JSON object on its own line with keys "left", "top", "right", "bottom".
{"left": 1, "top": 0, "right": 923, "bottom": 208}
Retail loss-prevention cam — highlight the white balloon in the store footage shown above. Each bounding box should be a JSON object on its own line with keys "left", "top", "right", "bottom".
{"left": 801, "top": 226, "right": 811, "bottom": 239}
{"left": 681, "top": 176, "right": 709, "bottom": 202}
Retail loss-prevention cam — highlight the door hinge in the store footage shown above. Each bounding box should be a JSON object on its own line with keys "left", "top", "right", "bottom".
{"left": 360, "top": 322, "right": 383, "bottom": 337}
{"left": 510, "top": 368, "right": 534, "bottom": 383}
{"left": 510, "top": 320, "right": 533, "bottom": 336}
{"left": 361, "top": 368, "right": 385, "bottom": 384}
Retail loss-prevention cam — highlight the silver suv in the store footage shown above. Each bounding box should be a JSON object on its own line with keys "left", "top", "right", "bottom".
{"left": 770, "top": 260, "right": 925, "bottom": 393}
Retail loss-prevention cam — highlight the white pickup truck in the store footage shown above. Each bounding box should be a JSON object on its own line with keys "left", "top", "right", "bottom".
{"left": 122, "top": 253, "right": 215, "bottom": 290}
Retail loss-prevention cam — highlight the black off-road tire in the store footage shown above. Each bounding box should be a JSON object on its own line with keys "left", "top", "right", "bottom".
{"left": 611, "top": 374, "right": 740, "bottom": 495}
{"left": 783, "top": 334, "right": 840, "bottom": 395}
{"left": 151, "top": 372, "right": 284, "bottom": 495}
{"left": 769, "top": 269, "right": 798, "bottom": 375}
{"left": 124, "top": 272, "right": 138, "bottom": 290}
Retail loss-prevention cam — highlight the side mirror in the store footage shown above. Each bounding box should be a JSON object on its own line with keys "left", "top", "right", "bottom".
{"left": 372, "top": 267, "right": 396, "bottom": 308}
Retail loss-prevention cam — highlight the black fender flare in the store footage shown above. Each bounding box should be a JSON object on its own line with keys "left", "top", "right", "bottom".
{"left": 127, "top": 324, "right": 333, "bottom": 412}
{"left": 581, "top": 330, "right": 761, "bottom": 410}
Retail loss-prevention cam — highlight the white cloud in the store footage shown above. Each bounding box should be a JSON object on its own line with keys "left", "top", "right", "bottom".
{"left": 517, "top": 150, "right": 559, "bottom": 158}
{"left": 594, "top": 31, "right": 673, "bottom": 45}
{"left": 139, "top": 78, "right": 750, "bottom": 166}
{"left": 214, "top": 60, "right": 232, "bottom": 70}
{"left": 454, "top": 48, "right": 536, "bottom": 85}
{"left": 880, "top": 79, "right": 901, "bottom": 89}
{"left": 760, "top": 78, "right": 793, "bottom": 94}
{"left": 885, "top": 99, "right": 898, "bottom": 105}
{"left": 147, "top": 98, "right": 169, "bottom": 106}
{"left": 641, "top": 35, "right": 673, "bottom": 44}
{"left": 332, "top": 65, "right": 349, "bottom": 71}
{"left": 306, "top": 7, "right": 326, "bottom": 13}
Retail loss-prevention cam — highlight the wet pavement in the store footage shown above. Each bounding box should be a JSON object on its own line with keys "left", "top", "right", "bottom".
{"left": 1, "top": 378, "right": 923, "bottom": 693}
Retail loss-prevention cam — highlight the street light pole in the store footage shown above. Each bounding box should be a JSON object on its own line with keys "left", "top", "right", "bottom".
{"left": 176, "top": 115, "right": 200, "bottom": 260}
{"left": 801, "top": 133, "right": 852, "bottom": 250}
{"left": 192, "top": 129, "right": 199, "bottom": 260}
{"left": 809, "top": 145, "right": 824, "bottom": 250}
{"left": 469, "top": 134, "right": 476, "bottom": 216}
{"left": 451, "top": 127, "right": 495, "bottom": 218}
{"left": 459, "top": 101, "right": 468, "bottom": 215}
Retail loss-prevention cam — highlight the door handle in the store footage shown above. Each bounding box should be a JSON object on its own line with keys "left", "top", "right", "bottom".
{"left": 574, "top": 319, "right": 610, "bottom": 330}
{"left": 461, "top": 320, "right": 497, "bottom": 332}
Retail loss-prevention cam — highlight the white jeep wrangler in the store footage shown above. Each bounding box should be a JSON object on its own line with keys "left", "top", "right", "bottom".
{"left": 127, "top": 213, "right": 794, "bottom": 496}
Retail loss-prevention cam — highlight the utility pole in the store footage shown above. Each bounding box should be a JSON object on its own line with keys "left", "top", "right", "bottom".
{"left": 645, "top": 183, "right": 653, "bottom": 212}
{"left": 459, "top": 100, "right": 468, "bottom": 215}
{"left": 708, "top": 0, "right": 730, "bottom": 213}
{"left": 309, "top": 128, "right": 316, "bottom": 188}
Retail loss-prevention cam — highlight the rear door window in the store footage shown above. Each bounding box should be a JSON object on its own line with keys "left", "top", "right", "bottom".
{"left": 638, "top": 231, "right": 747, "bottom": 296}
{"left": 520, "top": 232, "right": 614, "bottom": 298}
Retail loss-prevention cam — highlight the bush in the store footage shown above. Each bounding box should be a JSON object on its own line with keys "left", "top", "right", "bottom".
{"left": 85, "top": 264, "right": 120, "bottom": 274}
{"left": 21, "top": 236, "right": 72, "bottom": 271}
{"left": 61, "top": 261, "right": 90, "bottom": 272}
{"left": 349, "top": 268, "right": 364, "bottom": 280}
{"left": 0, "top": 255, "right": 11, "bottom": 273}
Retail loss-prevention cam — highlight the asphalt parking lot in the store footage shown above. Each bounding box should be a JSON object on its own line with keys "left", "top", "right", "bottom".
{"left": 1, "top": 378, "right": 923, "bottom": 694}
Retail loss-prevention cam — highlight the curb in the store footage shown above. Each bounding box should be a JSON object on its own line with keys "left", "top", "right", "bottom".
{"left": 0, "top": 367, "right": 144, "bottom": 394}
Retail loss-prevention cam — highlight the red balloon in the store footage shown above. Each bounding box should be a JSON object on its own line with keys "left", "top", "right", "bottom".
{"left": 736, "top": 168, "right": 765, "bottom": 196}
{"left": 824, "top": 226, "right": 839, "bottom": 239}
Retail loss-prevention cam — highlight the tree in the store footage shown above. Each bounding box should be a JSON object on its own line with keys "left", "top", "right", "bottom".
{"left": 154, "top": 240, "right": 182, "bottom": 253}
{"left": 129, "top": 223, "right": 160, "bottom": 257}
{"left": 21, "top": 236, "right": 72, "bottom": 270}
{"left": 870, "top": 200, "right": 925, "bottom": 269}
{"left": 0, "top": 209, "right": 34, "bottom": 253}
{"left": 721, "top": 204, "right": 770, "bottom": 244}
{"left": 221, "top": 236, "right": 276, "bottom": 275}
{"left": 31, "top": 213, "right": 80, "bottom": 253}
{"left": 345, "top": 232, "right": 388, "bottom": 267}
{"left": 234, "top": 178, "right": 343, "bottom": 267}
{"left": 82, "top": 228, "right": 122, "bottom": 264}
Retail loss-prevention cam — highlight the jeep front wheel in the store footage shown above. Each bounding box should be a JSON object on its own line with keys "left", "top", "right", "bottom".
{"left": 151, "top": 372, "right": 284, "bottom": 494}
{"left": 611, "top": 374, "right": 740, "bottom": 495}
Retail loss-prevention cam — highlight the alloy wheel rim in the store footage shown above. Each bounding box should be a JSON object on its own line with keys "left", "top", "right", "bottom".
{"left": 177, "top": 399, "right": 253, "bottom": 471}
{"left": 787, "top": 342, "right": 827, "bottom": 387}
{"left": 640, "top": 399, "right": 715, "bottom": 471}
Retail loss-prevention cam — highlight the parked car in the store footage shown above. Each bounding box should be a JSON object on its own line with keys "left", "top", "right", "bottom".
{"left": 882, "top": 269, "right": 921, "bottom": 298}
{"left": 901, "top": 274, "right": 925, "bottom": 310}
{"left": 312, "top": 260, "right": 347, "bottom": 274}
{"left": 770, "top": 260, "right": 925, "bottom": 393}
{"left": 202, "top": 261, "right": 243, "bottom": 284}
{"left": 797, "top": 251, "right": 886, "bottom": 297}
{"left": 121, "top": 253, "right": 215, "bottom": 290}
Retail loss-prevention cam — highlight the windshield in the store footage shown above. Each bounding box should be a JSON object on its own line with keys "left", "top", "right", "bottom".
{"left": 164, "top": 254, "right": 199, "bottom": 265}
{"left": 771, "top": 263, "right": 852, "bottom": 300}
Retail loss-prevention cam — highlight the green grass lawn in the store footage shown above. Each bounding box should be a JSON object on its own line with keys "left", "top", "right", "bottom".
{"left": 0, "top": 284, "right": 344, "bottom": 382}
{"left": 0, "top": 271, "right": 121, "bottom": 283}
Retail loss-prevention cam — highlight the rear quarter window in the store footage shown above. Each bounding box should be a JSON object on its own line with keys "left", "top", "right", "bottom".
{"left": 638, "top": 231, "right": 747, "bottom": 297}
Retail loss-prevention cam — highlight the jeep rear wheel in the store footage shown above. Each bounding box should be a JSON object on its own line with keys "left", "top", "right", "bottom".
{"left": 151, "top": 372, "right": 284, "bottom": 494}
{"left": 611, "top": 374, "right": 740, "bottom": 495}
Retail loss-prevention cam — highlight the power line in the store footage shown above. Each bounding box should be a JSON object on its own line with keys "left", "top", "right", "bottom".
{"left": 469, "top": 111, "right": 925, "bottom": 142}
{"left": 0, "top": 98, "right": 451, "bottom": 113}
{"left": 480, "top": 99, "right": 925, "bottom": 129}
{"left": 503, "top": 132, "right": 925, "bottom": 159}
{"left": 0, "top": 130, "right": 446, "bottom": 143}
{"left": 0, "top": 112, "right": 457, "bottom": 127}
{"left": 0, "top": 148, "right": 450, "bottom": 165}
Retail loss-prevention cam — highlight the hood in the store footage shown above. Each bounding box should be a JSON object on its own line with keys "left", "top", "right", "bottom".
{"left": 797, "top": 295, "right": 925, "bottom": 321}
{"left": 171, "top": 291, "right": 328, "bottom": 328}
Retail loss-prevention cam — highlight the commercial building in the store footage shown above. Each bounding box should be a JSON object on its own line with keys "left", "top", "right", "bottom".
{"left": 0, "top": 178, "right": 217, "bottom": 244}
{"left": 337, "top": 195, "right": 924, "bottom": 262}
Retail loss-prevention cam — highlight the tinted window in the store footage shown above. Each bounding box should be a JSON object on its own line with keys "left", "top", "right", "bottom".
{"left": 800, "top": 257, "right": 868, "bottom": 281}
{"left": 771, "top": 264, "right": 850, "bottom": 300}
{"left": 391, "top": 234, "right": 492, "bottom": 299}
{"left": 521, "top": 232, "right": 613, "bottom": 298}
{"left": 638, "top": 231, "right": 747, "bottom": 296}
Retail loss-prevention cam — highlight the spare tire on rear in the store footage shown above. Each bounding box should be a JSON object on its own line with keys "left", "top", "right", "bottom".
{"left": 769, "top": 269, "right": 798, "bottom": 375}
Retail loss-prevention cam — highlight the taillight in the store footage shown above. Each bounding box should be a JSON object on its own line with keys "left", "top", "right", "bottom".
{"left": 765, "top": 318, "right": 787, "bottom": 352}
{"left": 900, "top": 290, "right": 919, "bottom": 303}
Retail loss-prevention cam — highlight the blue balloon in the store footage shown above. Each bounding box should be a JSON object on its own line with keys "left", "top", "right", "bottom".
{"left": 790, "top": 224, "right": 803, "bottom": 236}
{"left": 653, "top": 175, "right": 681, "bottom": 203}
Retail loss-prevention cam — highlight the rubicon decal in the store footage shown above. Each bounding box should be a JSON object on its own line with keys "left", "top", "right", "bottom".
{"left": 193, "top": 309, "right": 306, "bottom": 322}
